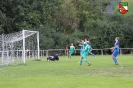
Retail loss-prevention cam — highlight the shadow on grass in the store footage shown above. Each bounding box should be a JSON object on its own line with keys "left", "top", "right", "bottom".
{"left": 32, "top": 59, "right": 41, "bottom": 61}
{"left": 7, "top": 62, "right": 26, "bottom": 67}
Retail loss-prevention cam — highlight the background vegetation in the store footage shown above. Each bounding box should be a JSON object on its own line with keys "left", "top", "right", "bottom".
{"left": 0, "top": 0, "right": 133, "bottom": 49}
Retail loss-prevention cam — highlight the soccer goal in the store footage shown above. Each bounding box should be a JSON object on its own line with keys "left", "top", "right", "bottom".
{"left": 0, "top": 30, "right": 40, "bottom": 65}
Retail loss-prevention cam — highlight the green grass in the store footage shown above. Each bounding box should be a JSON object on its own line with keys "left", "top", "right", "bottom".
{"left": 0, "top": 55, "right": 133, "bottom": 88}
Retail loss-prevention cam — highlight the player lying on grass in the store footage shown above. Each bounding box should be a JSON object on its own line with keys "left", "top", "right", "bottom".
{"left": 110, "top": 37, "right": 120, "bottom": 65}
{"left": 47, "top": 54, "right": 59, "bottom": 61}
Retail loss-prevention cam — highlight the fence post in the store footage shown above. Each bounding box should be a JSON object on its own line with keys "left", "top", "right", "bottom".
{"left": 16, "top": 50, "right": 18, "bottom": 60}
{"left": 29, "top": 50, "right": 30, "bottom": 59}
{"left": 46, "top": 50, "right": 48, "bottom": 57}
{"left": 65, "top": 50, "right": 66, "bottom": 56}
{"left": 101, "top": 49, "right": 103, "bottom": 56}
{"left": 120, "top": 48, "right": 122, "bottom": 55}
{"left": 2, "top": 34, "right": 4, "bottom": 64}
{"left": 42, "top": 50, "right": 44, "bottom": 57}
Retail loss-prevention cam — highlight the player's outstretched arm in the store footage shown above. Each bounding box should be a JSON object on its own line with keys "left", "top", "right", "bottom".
{"left": 110, "top": 47, "right": 114, "bottom": 52}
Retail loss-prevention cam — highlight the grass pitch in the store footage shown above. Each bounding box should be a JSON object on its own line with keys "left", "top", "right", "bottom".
{"left": 0, "top": 55, "right": 133, "bottom": 88}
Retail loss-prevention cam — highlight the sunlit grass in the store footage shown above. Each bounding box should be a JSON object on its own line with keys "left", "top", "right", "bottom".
{"left": 0, "top": 55, "right": 133, "bottom": 88}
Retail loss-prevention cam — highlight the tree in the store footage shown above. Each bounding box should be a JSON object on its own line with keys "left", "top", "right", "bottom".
{"left": 54, "top": 0, "right": 79, "bottom": 34}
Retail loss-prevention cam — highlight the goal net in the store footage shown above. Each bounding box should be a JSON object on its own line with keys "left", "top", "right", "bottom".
{"left": 0, "top": 30, "right": 40, "bottom": 65}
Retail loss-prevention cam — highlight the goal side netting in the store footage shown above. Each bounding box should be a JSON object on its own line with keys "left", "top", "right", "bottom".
{"left": 0, "top": 30, "right": 40, "bottom": 65}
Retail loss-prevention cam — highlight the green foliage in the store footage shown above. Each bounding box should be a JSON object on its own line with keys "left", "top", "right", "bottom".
{"left": 0, "top": 0, "right": 133, "bottom": 49}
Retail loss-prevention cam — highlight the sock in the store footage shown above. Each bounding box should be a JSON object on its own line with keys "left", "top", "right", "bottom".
{"left": 68, "top": 54, "right": 71, "bottom": 59}
{"left": 113, "top": 58, "right": 115, "bottom": 63}
{"left": 113, "top": 58, "right": 118, "bottom": 63}
{"left": 114, "top": 58, "right": 118, "bottom": 63}
{"left": 84, "top": 59, "right": 89, "bottom": 64}
{"left": 80, "top": 60, "right": 82, "bottom": 65}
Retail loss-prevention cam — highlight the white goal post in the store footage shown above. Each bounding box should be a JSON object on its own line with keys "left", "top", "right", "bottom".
{"left": 0, "top": 30, "right": 40, "bottom": 65}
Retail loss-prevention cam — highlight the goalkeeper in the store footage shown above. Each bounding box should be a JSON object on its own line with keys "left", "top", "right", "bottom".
{"left": 79, "top": 41, "right": 91, "bottom": 66}
{"left": 47, "top": 54, "right": 59, "bottom": 61}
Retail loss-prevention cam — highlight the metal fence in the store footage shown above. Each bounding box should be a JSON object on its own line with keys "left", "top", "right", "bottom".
{"left": 39, "top": 48, "right": 133, "bottom": 57}
{"left": 0, "top": 48, "right": 133, "bottom": 65}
